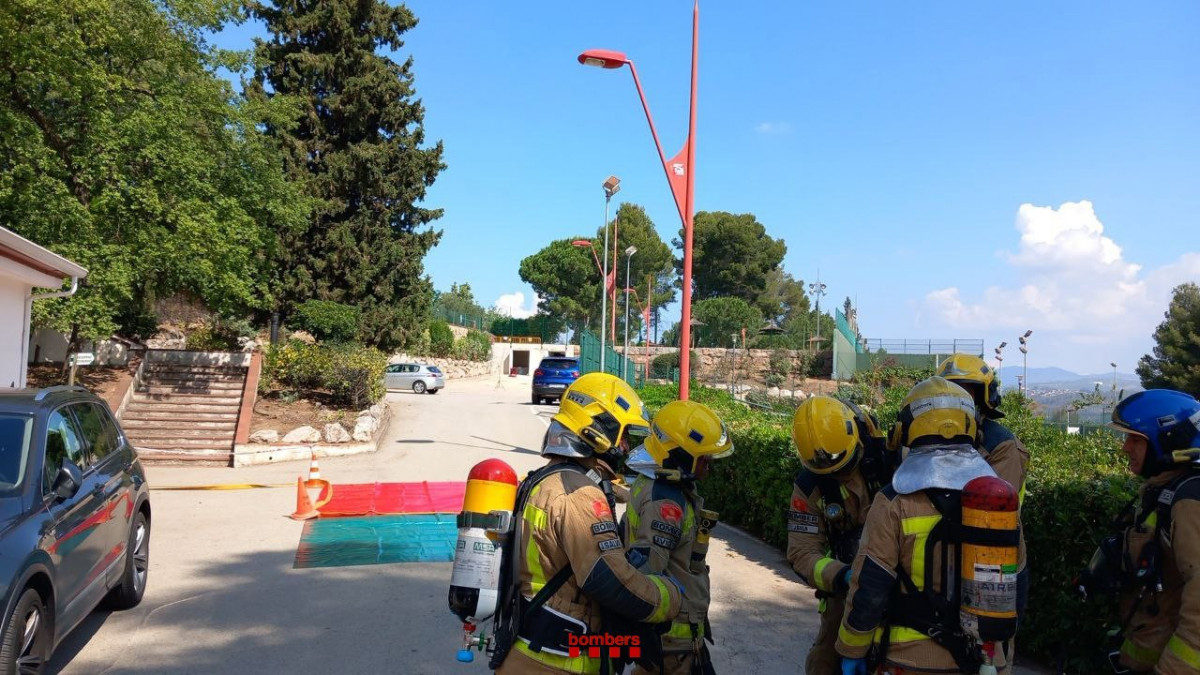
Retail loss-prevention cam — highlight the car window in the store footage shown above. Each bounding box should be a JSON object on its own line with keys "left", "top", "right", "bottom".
{"left": 426, "top": 366, "right": 442, "bottom": 374}
{"left": 44, "top": 409, "right": 87, "bottom": 494}
{"left": 539, "top": 359, "right": 578, "bottom": 370}
{"left": 72, "top": 403, "right": 121, "bottom": 464}
{"left": 386, "top": 364, "right": 401, "bottom": 374}
{"left": 0, "top": 415, "right": 32, "bottom": 491}
{"left": 406, "top": 365, "right": 419, "bottom": 373}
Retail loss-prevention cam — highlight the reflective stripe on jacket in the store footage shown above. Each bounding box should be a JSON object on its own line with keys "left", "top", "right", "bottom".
{"left": 508, "top": 459, "right": 681, "bottom": 673}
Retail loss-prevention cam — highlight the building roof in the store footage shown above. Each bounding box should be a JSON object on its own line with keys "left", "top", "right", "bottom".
{"left": 0, "top": 227, "right": 88, "bottom": 288}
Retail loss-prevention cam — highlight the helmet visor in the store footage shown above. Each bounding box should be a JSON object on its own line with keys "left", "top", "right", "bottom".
{"left": 544, "top": 419, "right": 595, "bottom": 457}
{"left": 801, "top": 446, "right": 853, "bottom": 474}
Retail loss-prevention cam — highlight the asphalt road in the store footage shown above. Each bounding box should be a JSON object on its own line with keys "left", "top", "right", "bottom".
{"left": 49, "top": 375, "right": 1044, "bottom": 674}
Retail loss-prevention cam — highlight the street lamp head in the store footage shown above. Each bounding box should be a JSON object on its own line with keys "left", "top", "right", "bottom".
{"left": 999, "top": 341, "right": 1007, "bottom": 349}
{"left": 625, "top": 245, "right": 637, "bottom": 256}
{"left": 1023, "top": 330, "right": 1033, "bottom": 338}
{"left": 571, "top": 239, "right": 593, "bottom": 248}
{"left": 1110, "top": 362, "right": 1117, "bottom": 368}
{"left": 603, "top": 175, "right": 621, "bottom": 198}
{"left": 1019, "top": 346, "right": 1028, "bottom": 354}
{"left": 578, "top": 49, "right": 629, "bottom": 69}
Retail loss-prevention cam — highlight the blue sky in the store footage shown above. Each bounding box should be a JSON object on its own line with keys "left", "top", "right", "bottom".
{"left": 212, "top": 1, "right": 1199, "bottom": 377}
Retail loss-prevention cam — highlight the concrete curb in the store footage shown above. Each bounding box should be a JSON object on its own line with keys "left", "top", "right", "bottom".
{"left": 231, "top": 402, "right": 394, "bottom": 467}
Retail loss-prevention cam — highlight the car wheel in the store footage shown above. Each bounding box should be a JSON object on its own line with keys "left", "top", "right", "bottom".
{"left": 531, "top": 393, "right": 540, "bottom": 405}
{"left": 413, "top": 381, "right": 427, "bottom": 394}
{"left": 104, "top": 510, "right": 150, "bottom": 610}
{"left": 0, "top": 587, "right": 52, "bottom": 675}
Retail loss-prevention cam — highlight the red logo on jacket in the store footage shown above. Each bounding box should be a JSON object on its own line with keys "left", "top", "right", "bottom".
{"left": 592, "top": 499, "right": 612, "bottom": 519}
{"left": 791, "top": 497, "right": 809, "bottom": 513}
{"left": 659, "top": 503, "right": 683, "bottom": 523}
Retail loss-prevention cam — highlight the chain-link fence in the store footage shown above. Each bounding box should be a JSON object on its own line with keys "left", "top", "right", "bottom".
{"left": 431, "top": 306, "right": 489, "bottom": 331}
{"left": 578, "top": 330, "right": 643, "bottom": 388}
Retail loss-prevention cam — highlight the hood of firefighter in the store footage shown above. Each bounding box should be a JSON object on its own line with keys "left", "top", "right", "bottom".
{"left": 625, "top": 445, "right": 658, "bottom": 479}
{"left": 892, "top": 442, "right": 997, "bottom": 494}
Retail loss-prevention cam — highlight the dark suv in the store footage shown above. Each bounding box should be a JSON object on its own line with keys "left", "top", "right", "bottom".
{"left": 531, "top": 357, "right": 581, "bottom": 405}
{"left": 0, "top": 386, "right": 151, "bottom": 673}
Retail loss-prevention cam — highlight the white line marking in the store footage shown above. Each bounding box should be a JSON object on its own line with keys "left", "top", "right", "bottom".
{"left": 530, "top": 405, "right": 551, "bottom": 427}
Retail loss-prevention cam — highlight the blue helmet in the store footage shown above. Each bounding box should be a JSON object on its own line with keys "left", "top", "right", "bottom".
{"left": 1109, "top": 389, "right": 1200, "bottom": 476}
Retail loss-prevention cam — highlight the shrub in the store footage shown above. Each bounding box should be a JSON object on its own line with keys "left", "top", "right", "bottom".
{"left": 453, "top": 330, "right": 493, "bottom": 362}
{"left": 261, "top": 341, "right": 386, "bottom": 407}
{"left": 293, "top": 300, "right": 360, "bottom": 343}
{"left": 184, "top": 317, "right": 257, "bottom": 351}
{"left": 326, "top": 344, "right": 387, "bottom": 408}
{"left": 429, "top": 320, "right": 454, "bottom": 358}
{"left": 650, "top": 350, "right": 698, "bottom": 381}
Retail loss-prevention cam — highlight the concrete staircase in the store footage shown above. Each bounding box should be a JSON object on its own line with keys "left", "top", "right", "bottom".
{"left": 120, "top": 353, "right": 250, "bottom": 466}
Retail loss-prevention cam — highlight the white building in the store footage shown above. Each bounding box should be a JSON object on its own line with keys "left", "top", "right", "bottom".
{"left": 0, "top": 227, "right": 88, "bottom": 388}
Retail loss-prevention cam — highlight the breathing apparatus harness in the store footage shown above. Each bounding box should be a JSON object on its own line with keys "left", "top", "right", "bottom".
{"left": 488, "top": 460, "right": 619, "bottom": 672}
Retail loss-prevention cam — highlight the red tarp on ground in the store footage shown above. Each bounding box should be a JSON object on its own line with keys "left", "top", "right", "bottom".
{"left": 318, "top": 481, "right": 466, "bottom": 517}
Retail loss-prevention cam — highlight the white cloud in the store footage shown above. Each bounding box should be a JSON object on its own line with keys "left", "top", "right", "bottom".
{"left": 492, "top": 292, "right": 540, "bottom": 319}
{"left": 754, "top": 121, "right": 792, "bottom": 135}
{"left": 921, "top": 200, "right": 1198, "bottom": 370}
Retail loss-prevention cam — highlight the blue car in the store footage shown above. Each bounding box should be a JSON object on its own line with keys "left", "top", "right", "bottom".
{"left": 0, "top": 386, "right": 151, "bottom": 673}
{"left": 531, "top": 357, "right": 581, "bottom": 405}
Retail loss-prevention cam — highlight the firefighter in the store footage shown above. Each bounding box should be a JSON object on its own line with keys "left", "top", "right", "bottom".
{"left": 1078, "top": 389, "right": 1200, "bottom": 674}
{"left": 787, "top": 395, "right": 896, "bottom": 675}
{"left": 937, "top": 353, "right": 1031, "bottom": 641}
{"left": 490, "top": 373, "right": 683, "bottom": 674}
{"left": 622, "top": 400, "right": 735, "bottom": 674}
{"left": 837, "top": 376, "right": 1012, "bottom": 675}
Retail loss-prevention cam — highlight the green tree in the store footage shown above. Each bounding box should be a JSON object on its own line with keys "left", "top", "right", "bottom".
{"left": 0, "top": 0, "right": 307, "bottom": 341}
{"left": 675, "top": 211, "right": 786, "bottom": 306}
{"left": 250, "top": 0, "right": 446, "bottom": 351}
{"left": 1137, "top": 282, "right": 1200, "bottom": 396}
{"left": 605, "top": 203, "right": 676, "bottom": 322}
{"left": 434, "top": 282, "right": 486, "bottom": 327}
{"left": 518, "top": 239, "right": 600, "bottom": 337}
{"left": 294, "top": 300, "right": 359, "bottom": 343}
{"left": 692, "top": 297, "right": 762, "bottom": 348}
{"left": 759, "top": 268, "right": 810, "bottom": 326}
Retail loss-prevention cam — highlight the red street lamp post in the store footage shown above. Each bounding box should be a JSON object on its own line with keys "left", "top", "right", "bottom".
{"left": 578, "top": 1, "right": 699, "bottom": 399}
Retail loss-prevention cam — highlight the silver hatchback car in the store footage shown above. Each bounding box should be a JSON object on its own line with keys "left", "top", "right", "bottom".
{"left": 384, "top": 363, "right": 445, "bottom": 394}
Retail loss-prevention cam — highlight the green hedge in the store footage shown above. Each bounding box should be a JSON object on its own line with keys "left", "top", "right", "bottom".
{"left": 637, "top": 384, "right": 1134, "bottom": 673}
{"left": 261, "top": 341, "right": 387, "bottom": 408}
{"left": 453, "top": 330, "right": 493, "bottom": 362}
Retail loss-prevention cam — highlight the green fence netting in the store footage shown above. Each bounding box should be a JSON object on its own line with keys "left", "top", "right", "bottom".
{"left": 578, "top": 330, "right": 643, "bottom": 388}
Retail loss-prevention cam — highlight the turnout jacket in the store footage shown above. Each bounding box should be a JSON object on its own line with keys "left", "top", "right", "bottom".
{"left": 1118, "top": 467, "right": 1200, "bottom": 674}
{"left": 836, "top": 487, "right": 1012, "bottom": 675}
{"left": 786, "top": 469, "right": 872, "bottom": 596}
{"left": 501, "top": 458, "right": 682, "bottom": 673}
{"left": 624, "top": 474, "right": 712, "bottom": 640}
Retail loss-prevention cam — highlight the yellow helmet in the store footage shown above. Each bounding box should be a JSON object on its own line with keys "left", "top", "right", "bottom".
{"left": 547, "top": 373, "right": 650, "bottom": 458}
{"left": 643, "top": 401, "right": 734, "bottom": 481}
{"left": 937, "top": 353, "right": 1004, "bottom": 419}
{"left": 888, "top": 376, "right": 978, "bottom": 450}
{"left": 792, "top": 396, "right": 861, "bottom": 474}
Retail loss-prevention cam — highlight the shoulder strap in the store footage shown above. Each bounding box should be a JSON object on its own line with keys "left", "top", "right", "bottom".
{"left": 1154, "top": 469, "right": 1200, "bottom": 539}
{"left": 490, "top": 461, "right": 591, "bottom": 669}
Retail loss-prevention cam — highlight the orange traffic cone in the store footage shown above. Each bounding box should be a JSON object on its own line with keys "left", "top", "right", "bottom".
{"left": 305, "top": 450, "right": 322, "bottom": 488}
{"left": 289, "top": 476, "right": 320, "bottom": 520}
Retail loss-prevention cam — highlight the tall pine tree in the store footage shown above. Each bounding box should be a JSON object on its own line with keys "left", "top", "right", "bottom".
{"left": 249, "top": 0, "right": 445, "bottom": 350}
